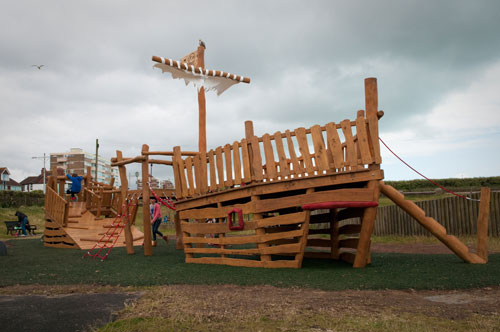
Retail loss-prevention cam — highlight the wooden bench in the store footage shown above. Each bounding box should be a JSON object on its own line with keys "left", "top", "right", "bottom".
{"left": 4, "top": 221, "right": 37, "bottom": 236}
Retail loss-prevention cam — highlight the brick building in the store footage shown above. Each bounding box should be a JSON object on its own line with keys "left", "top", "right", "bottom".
{"left": 50, "top": 148, "right": 118, "bottom": 184}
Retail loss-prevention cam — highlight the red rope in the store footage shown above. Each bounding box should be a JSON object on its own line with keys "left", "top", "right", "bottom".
{"left": 150, "top": 188, "right": 176, "bottom": 210}
{"left": 378, "top": 137, "right": 478, "bottom": 201}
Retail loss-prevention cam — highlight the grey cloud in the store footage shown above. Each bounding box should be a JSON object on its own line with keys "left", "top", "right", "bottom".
{"left": 1, "top": 0, "right": 499, "bottom": 181}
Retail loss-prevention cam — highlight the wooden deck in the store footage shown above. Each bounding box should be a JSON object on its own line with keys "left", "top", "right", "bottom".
{"left": 44, "top": 202, "right": 144, "bottom": 250}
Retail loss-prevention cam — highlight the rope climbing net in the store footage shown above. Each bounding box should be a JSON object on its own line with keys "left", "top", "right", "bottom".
{"left": 82, "top": 193, "right": 139, "bottom": 261}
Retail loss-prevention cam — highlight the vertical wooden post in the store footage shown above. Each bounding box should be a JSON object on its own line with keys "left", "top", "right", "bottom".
{"left": 95, "top": 138, "right": 99, "bottom": 182}
{"left": 172, "top": 146, "right": 183, "bottom": 199}
{"left": 174, "top": 211, "right": 183, "bottom": 250}
{"left": 252, "top": 195, "right": 271, "bottom": 262}
{"left": 364, "top": 78, "right": 378, "bottom": 118}
{"left": 353, "top": 180, "right": 380, "bottom": 268}
{"left": 477, "top": 187, "right": 491, "bottom": 262}
{"left": 245, "top": 121, "right": 255, "bottom": 179}
{"left": 196, "top": 45, "right": 206, "bottom": 153}
{"left": 142, "top": 144, "right": 153, "bottom": 256}
{"left": 84, "top": 166, "right": 92, "bottom": 203}
{"left": 364, "top": 77, "right": 381, "bottom": 168}
{"left": 96, "top": 187, "right": 103, "bottom": 218}
{"left": 50, "top": 166, "right": 58, "bottom": 191}
{"left": 172, "top": 146, "right": 183, "bottom": 249}
{"left": 296, "top": 188, "right": 314, "bottom": 267}
{"left": 116, "top": 150, "right": 134, "bottom": 255}
{"left": 330, "top": 209, "right": 340, "bottom": 259}
{"left": 63, "top": 200, "right": 69, "bottom": 227}
{"left": 58, "top": 174, "right": 65, "bottom": 197}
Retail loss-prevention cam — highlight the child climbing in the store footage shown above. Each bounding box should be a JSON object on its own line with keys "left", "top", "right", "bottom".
{"left": 66, "top": 173, "right": 83, "bottom": 201}
{"left": 150, "top": 197, "right": 168, "bottom": 246}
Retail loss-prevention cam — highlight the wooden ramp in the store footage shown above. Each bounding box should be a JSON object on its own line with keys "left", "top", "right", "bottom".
{"left": 46, "top": 202, "right": 144, "bottom": 250}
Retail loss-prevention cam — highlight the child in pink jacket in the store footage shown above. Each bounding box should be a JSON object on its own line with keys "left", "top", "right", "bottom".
{"left": 150, "top": 198, "right": 168, "bottom": 246}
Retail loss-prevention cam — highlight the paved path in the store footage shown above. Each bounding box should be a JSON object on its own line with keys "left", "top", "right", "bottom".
{"left": 0, "top": 292, "right": 141, "bottom": 332}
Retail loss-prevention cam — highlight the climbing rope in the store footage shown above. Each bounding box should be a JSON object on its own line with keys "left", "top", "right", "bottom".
{"left": 378, "top": 137, "right": 480, "bottom": 202}
{"left": 83, "top": 193, "right": 137, "bottom": 261}
{"left": 149, "top": 183, "right": 176, "bottom": 210}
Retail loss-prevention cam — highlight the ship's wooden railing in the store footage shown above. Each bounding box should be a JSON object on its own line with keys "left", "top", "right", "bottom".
{"left": 44, "top": 186, "right": 69, "bottom": 227}
{"left": 172, "top": 109, "right": 383, "bottom": 200}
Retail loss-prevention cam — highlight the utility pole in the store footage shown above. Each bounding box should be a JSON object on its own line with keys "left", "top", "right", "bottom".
{"left": 32, "top": 153, "right": 48, "bottom": 193}
{"left": 95, "top": 139, "right": 99, "bottom": 182}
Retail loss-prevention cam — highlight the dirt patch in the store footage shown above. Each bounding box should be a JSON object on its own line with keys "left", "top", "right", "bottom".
{"left": 1, "top": 284, "right": 499, "bottom": 331}
{"left": 118, "top": 284, "right": 500, "bottom": 322}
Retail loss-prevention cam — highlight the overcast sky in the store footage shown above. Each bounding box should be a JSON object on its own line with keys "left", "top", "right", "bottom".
{"left": 1, "top": 0, "right": 500, "bottom": 186}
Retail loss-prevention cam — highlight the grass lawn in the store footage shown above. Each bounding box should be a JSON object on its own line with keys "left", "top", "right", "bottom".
{"left": 2, "top": 238, "right": 499, "bottom": 291}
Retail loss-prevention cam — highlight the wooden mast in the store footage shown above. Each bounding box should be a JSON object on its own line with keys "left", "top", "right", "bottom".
{"left": 196, "top": 45, "right": 206, "bottom": 153}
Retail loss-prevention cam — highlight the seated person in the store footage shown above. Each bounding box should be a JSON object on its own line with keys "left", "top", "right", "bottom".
{"left": 14, "top": 211, "right": 29, "bottom": 236}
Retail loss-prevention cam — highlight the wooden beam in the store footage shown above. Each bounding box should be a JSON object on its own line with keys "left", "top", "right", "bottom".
{"left": 142, "top": 151, "right": 199, "bottom": 156}
{"left": 477, "top": 187, "right": 491, "bottom": 262}
{"left": 148, "top": 159, "right": 173, "bottom": 166}
{"left": 116, "top": 150, "right": 134, "bottom": 255}
{"left": 379, "top": 181, "right": 485, "bottom": 264}
{"left": 111, "top": 156, "right": 147, "bottom": 167}
{"left": 142, "top": 144, "right": 153, "bottom": 256}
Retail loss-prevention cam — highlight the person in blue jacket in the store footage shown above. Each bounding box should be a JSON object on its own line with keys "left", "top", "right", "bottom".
{"left": 66, "top": 173, "right": 83, "bottom": 201}
{"left": 14, "top": 211, "right": 29, "bottom": 236}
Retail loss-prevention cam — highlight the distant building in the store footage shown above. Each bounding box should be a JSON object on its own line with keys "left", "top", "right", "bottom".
{"left": 0, "top": 167, "right": 22, "bottom": 191}
{"left": 136, "top": 178, "right": 174, "bottom": 191}
{"left": 161, "top": 179, "right": 174, "bottom": 189}
{"left": 136, "top": 176, "right": 159, "bottom": 190}
{"left": 20, "top": 168, "right": 51, "bottom": 192}
{"left": 50, "top": 148, "right": 118, "bottom": 184}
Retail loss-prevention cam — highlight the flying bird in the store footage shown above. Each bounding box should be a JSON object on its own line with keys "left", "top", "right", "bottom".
{"left": 31, "top": 65, "right": 45, "bottom": 70}
{"left": 199, "top": 39, "right": 206, "bottom": 49}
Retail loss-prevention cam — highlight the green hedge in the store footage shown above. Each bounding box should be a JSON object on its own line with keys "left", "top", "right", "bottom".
{"left": 0, "top": 190, "right": 45, "bottom": 208}
{"left": 385, "top": 176, "right": 500, "bottom": 192}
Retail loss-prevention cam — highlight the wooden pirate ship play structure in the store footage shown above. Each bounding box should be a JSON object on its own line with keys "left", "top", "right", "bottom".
{"left": 43, "top": 43, "right": 492, "bottom": 268}
{"left": 43, "top": 166, "right": 145, "bottom": 253}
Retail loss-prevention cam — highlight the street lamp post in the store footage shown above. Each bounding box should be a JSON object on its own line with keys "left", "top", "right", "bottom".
{"left": 32, "top": 153, "right": 48, "bottom": 193}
